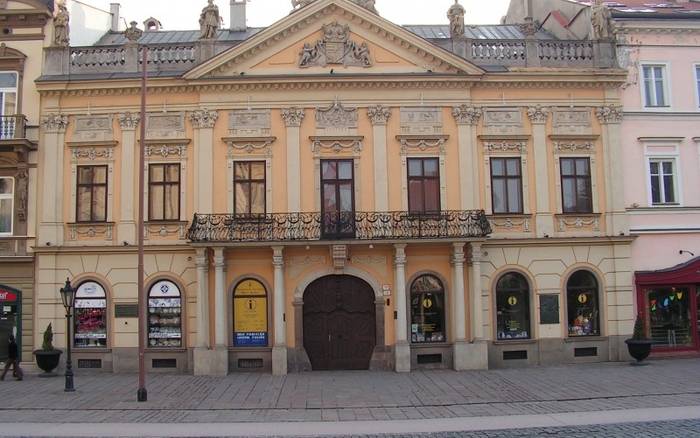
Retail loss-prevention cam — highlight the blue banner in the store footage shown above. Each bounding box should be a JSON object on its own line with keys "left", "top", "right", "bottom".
{"left": 234, "top": 332, "right": 268, "bottom": 346}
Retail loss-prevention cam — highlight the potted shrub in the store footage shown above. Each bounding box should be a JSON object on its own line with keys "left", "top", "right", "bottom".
{"left": 625, "top": 314, "right": 653, "bottom": 365}
{"left": 34, "top": 323, "right": 62, "bottom": 376}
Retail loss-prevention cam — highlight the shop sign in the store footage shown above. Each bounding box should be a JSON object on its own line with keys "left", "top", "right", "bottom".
{"left": 233, "top": 280, "right": 268, "bottom": 347}
{"left": 0, "top": 289, "right": 17, "bottom": 302}
{"left": 150, "top": 280, "right": 180, "bottom": 298}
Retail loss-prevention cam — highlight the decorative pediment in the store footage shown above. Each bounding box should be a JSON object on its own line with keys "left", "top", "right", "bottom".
{"left": 310, "top": 136, "right": 363, "bottom": 156}
{"left": 396, "top": 135, "right": 448, "bottom": 154}
{"left": 315, "top": 100, "right": 358, "bottom": 135}
{"left": 224, "top": 136, "right": 277, "bottom": 157}
{"left": 183, "top": 0, "right": 484, "bottom": 80}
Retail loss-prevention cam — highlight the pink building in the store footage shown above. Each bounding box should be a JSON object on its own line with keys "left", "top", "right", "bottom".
{"left": 507, "top": 0, "right": 700, "bottom": 355}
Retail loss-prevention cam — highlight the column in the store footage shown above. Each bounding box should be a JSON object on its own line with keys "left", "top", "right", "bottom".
{"left": 452, "top": 105, "right": 482, "bottom": 209}
{"left": 451, "top": 243, "right": 469, "bottom": 370}
{"left": 596, "top": 105, "right": 628, "bottom": 235}
{"left": 272, "top": 246, "right": 287, "bottom": 375}
{"left": 117, "top": 112, "right": 139, "bottom": 243}
{"left": 39, "top": 114, "right": 68, "bottom": 246}
{"left": 393, "top": 244, "right": 410, "bottom": 372}
{"left": 469, "top": 242, "right": 483, "bottom": 341}
{"left": 213, "top": 247, "right": 227, "bottom": 348}
{"left": 527, "top": 106, "right": 553, "bottom": 237}
{"left": 368, "top": 106, "right": 391, "bottom": 211}
{"left": 190, "top": 109, "right": 218, "bottom": 214}
{"left": 281, "top": 108, "right": 305, "bottom": 212}
{"left": 195, "top": 248, "right": 210, "bottom": 348}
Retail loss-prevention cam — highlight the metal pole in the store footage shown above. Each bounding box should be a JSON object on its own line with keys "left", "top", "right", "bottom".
{"left": 137, "top": 45, "right": 148, "bottom": 403}
{"left": 64, "top": 309, "right": 74, "bottom": 392}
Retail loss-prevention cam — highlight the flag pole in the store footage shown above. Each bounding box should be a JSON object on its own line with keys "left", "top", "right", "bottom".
{"left": 137, "top": 44, "right": 148, "bottom": 403}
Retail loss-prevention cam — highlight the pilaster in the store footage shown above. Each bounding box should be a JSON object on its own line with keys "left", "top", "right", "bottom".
{"left": 191, "top": 109, "right": 219, "bottom": 214}
{"left": 452, "top": 105, "right": 481, "bottom": 209}
{"left": 213, "top": 247, "right": 227, "bottom": 348}
{"left": 39, "top": 114, "right": 68, "bottom": 246}
{"left": 117, "top": 112, "right": 140, "bottom": 243}
{"left": 368, "top": 105, "right": 391, "bottom": 211}
{"left": 596, "top": 105, "right": 627, "bottom": 235}
{"left": 272, "top": 246, "right": 288, "bottom": 375}
{"left": 469, "top": 242, "right": 484, "bottom": 340}
{"left": 393, "top": 244, "right": 410, "bottom": 373}
{"left": 451, "top": 243, "right": 470, "bottom": 371}
{"left": 527, "top": 106, "right": 553, "bottom": 237}
{"left": 281, "top": 108, "right": 305, "bottom": 212}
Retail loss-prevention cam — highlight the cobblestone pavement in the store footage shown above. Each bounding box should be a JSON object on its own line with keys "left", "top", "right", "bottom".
{"left": 0, "top": 358, "right": 698, "bottom": 424}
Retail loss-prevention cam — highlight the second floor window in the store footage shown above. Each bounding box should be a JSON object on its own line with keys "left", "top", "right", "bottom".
{"left": 77, "top": 165, "right": 107, "bottom": 223}
{"left": 0, "top": 72, "right": 17, "bottom": 116}
{"left": 696, "top": 66, "right": 700, "bottom": 108}
{"left": 490, "top": 158, "right": 523, "bottom": 214}
{"left": 649, "top": 159, "right": 677, "bottom": 205}
{"left": 561, "top": 158, "right": 592, "bottom": 214}
{"left": 149, "top": 163, "right": 180, "bottom": 221}
{"left": 234, "top": 161, "right": 265, "bottom": 215}
{"left": 642, "top": 65, "right": 668, "bottom": 108}
{"left": 407, "top": 157, "right": 440, "bottom": 214}
{"left": 0, "top": 177, "right": 13, "bottom": 235}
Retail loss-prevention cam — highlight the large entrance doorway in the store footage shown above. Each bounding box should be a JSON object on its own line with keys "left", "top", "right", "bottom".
{"left": 303, "top": 275, "right": 375, "bottom": 370}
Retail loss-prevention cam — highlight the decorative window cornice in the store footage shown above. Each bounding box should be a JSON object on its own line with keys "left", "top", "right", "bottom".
{"left": 224, "top": 136, "right": 276, "bottom": 157}
{"left": 282, "top": 107, "right": 305, "bottom": 127}
{"left": 68, "top": 141, "right": 118, "bottom": 162}
{"left": 452, "top": 105, "right": 481, "bottom": 126}
{"left": 144, "top": 145, "right": 188, "bottom": 159}
{"left": 310, "top": 136, "right": 363, "bottom": 156}
{"left": 554, "top": 141, "right": 595, "bottom": 153}
{"left": 367, "top": 105, "right": 391, "bottom": 126}
{"left": 483, "top": 141, "right": 527, "bottom": 154}
{"left": 396, "top": 135, "right": 448, "bottom": 154}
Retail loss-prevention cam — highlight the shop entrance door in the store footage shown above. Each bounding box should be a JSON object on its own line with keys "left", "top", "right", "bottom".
{"left": 303, "top": 275, "right": 375, "bottom": 370}
{"left": 0, "top": 285, "right": 20, "bottom": 362}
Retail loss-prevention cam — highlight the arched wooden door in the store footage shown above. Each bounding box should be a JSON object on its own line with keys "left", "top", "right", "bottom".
{"left": 303, "top": 275, "right": 376, "bottom": 370}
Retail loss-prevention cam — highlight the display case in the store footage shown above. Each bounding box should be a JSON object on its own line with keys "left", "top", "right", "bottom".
{"left": 147, "top": 280, "right": 182, "bottom": 348}
{"left": 74, "top": 281, "right": 108, "bottom": 348}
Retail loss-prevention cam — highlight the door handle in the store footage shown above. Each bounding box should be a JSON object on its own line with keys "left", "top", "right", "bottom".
{"left": 328, "top": 333, "right": 331, "bottom": 342}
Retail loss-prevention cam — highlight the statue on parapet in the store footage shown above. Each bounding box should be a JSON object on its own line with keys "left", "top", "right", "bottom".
{"left": 199, "top": 0, "right": 222, "bottom": 40}
{"left": 292, "top": 0, "right": 316, "bottom": 9}
{"left": 124, "top": 21, "right": 143, "bottom": 43}
{"left": 53, "top": 0, "right": 70, "bottom": 47}
{"left": 590, "top": 0, "right": 615, "bottom": 40}
{"left": 447, "top": 0, "right": 465, "bottom": 39}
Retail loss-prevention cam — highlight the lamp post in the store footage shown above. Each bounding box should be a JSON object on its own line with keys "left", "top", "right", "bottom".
{"left": 59, "top": 278, "right": 76, "bottom": 392}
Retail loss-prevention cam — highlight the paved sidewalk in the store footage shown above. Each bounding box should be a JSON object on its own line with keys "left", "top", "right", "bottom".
{"left": 0, "top": 358, "right": 699, "bottom": 426}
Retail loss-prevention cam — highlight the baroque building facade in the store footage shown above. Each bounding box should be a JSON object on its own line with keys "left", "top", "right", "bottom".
{"left": 508, "top": 0, "right": 700, "bottom": 361}
{"left": 34, "top": 0, "right": 633, "bottom": 375}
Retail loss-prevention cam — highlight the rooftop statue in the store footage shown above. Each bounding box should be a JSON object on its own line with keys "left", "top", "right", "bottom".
{"left": 447, "top": 0, "right": 465, "bottom": 39}
{"left": 590, "top": 0, "right": 615, "bottom": 40}
{"left": 291, "top": 0, "right": 316, "bottom": 9}
{"left": 124, "top": 21, "right": 144, "bottom": 43}
{"left": 199, "top": 0, "right": 222, "bottom": 40}
{"left": 53, "top": 0, "right": 69, "bottom": 47}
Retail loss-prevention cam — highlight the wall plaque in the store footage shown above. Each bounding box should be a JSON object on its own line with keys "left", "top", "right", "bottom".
{"left": 539, "top": 294, "right": 560, "bottom": 325}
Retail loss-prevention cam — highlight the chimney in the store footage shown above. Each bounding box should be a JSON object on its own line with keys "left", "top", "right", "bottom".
{"left": 110, "top": 3, "right": 121, "bottom": 32}
{"left": 230, "top": 0, "right": 246, "bottom": 32}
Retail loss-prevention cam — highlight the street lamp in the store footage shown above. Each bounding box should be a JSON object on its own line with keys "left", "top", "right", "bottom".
{"left": 59, "top": 278, "right": 76, "bottom": 392}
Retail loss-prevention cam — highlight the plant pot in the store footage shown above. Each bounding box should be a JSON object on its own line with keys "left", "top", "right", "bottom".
{"left": 34, "top": 349, "right": 62, "bottom": 375}
{"left": 625, "top": 339, "right": 653, "bottom": 364}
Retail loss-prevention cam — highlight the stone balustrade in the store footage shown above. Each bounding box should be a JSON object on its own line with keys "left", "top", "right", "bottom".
{"left": 43, "top": 38, "right": 616, "bottom": 77}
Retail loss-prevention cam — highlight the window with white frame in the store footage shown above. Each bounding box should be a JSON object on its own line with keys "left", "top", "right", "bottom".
{"left": 642, "top": 64, "right": 669, "bottom": 108}
{"left": 695, "top": 65, "right": 700, "bottom": 108}
{"left": 649, "top": 159, "right": 677, "bottom": 205}
{"left": 0, "top": 72, "right": 18, "bottom": 139}
{"left": 0, "top": 177, "right": 13, "bottom": 235}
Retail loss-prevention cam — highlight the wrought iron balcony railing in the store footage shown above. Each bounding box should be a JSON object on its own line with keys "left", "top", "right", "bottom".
{"left": 0, "top": 115, "right": 27, "bottom": 140}
{"left": 187, "top": 210, "right": 492, "bottom": 243}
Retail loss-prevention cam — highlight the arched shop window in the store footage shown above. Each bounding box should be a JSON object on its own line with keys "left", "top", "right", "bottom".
{"left": 567, "top": 270, "right": 600, "bottom": 337}
{"left": 410, "top": 274, "right": 446, "bottom": 343}
{"left": 147, "top": 280, "right": 182, "bottom": 348}
{"left": 233, "top": 279, "right": 268, "bottom": 347}
{"left": 496, "top": 272, "right": 531, "bottom": 340}
{"left": 74, "top": 281, "right": 107, "bottom": 348}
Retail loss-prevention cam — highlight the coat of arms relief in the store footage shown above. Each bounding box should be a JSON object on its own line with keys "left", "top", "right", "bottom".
{"left": 299, "top": 22, "right": 372, "bottom": 68}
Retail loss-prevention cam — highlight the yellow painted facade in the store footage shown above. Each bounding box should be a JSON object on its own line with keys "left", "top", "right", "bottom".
{"left": 32, "top": 0, "right": 634, "bottom": 374}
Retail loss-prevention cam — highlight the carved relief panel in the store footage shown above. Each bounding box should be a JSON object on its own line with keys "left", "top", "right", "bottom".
{"left": 146, "top": 112, "right": 186, "bottom": 139}
{"left": 299, "top": 22, "right": 372, "bottom": 68}
{"left": 552, "top": 108, "right": 592, "bottom": 136}
{"left": 72, "top": 115, "right": 114, "bottom": 142}
{"left": 482, "top": 108, "right": 524, "bottom": 136}
{"left": 400, "top": 107, "right": 442, "bottom": 135}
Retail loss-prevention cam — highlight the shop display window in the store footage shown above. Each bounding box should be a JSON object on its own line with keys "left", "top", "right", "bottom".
{"left": 646, "top": 286, "right": 693, "bottom": 348}
{"left": 148, "top": 280, "right": 182, "bottom": 348}
{"left": 74, "top": 281, "right": 107, "bottom": 348}
{"left": 496, "top": 272, "right": 531, "bottom": 340}
{"left": 566, "top": 271, "right": 600, "bottom": 337}
{"left": 410, "top": 274, "right": 445, "bottom": 344}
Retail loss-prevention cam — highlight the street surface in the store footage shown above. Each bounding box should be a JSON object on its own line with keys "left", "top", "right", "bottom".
{"left": 0, "top": 358, "right": 698, "bottom": 436}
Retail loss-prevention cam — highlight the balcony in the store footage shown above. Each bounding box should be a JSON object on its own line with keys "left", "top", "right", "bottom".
{"left": 187, "top": 210, "right": 492, "bottom": 243}
{"left": 0, "top": 115, "right": 27, "bottom": 141}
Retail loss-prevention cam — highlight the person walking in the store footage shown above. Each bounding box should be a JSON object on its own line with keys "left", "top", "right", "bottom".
{"left": 1, "top": 334, "right": 23, "bottom": 381}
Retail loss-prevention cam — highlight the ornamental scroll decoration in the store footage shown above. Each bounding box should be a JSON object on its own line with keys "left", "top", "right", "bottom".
{"left": 310, "top": 137, "right": 363, "bottom": 156}
{"left": 488, "top": 217, "right": 531, "bottom": 232}
{"left": 554, "top": 141, "right": 594, "bottom": 153}
{"left": 189, "top": 109, "right": 219, "bottom": 129}
{"left": 118, "top": 112, "right": 140, "bottom": 130}
{"left": 299, "top": 22, "right": 372, "bottom": 68}
{"left": 526, "top": 105, "right": 549, "bottom": 124}
{"left": 225, "top": 137, "right": 276, "bottom": 157}
{"left": 42, "top": 114, "right": 69, "bottom": 132}
{"left": 144, "top": 145, "right": 187, "bottom": 158}
{"left": 71, "top": 147, "right": 114, "bottom": 161}
{"left": 282, "top": 107, "right": 305, "bottom": 127}
{"left": 558, "top": 216, "right": 600, "bottom": 232}
{"left": 316, "top": 100, "right": 358, "bottom": 129}
{"left": 367, "top": 105, "right": 391, "bottom": 125}
{"left": 397, "top": 136, "right": 448, "bottom": 154}
{"left": 595, "top": 105, "right": 623, "bottom": 124}
{"left": 483, "top": 141, "right": 527, "bottom": 153}
{"left": 452, "top": 105, "right": 481, "bottom": 126}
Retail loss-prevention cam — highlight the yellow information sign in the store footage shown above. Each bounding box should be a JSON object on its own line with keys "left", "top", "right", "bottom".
{"left": 235, "top": 279, "right": 266, "bottom": 297}
{"left": 234, "top": 297, "right": 267, "bottom": 332}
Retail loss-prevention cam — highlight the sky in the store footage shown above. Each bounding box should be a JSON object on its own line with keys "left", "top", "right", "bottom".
{"left": 78, "top": 0, "right": 511, "bottom": 31}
